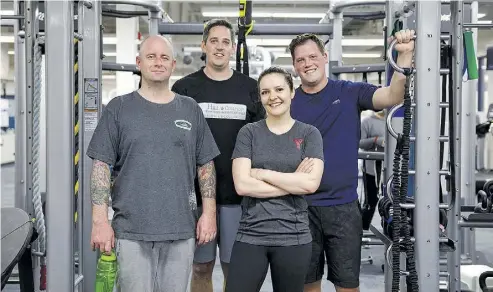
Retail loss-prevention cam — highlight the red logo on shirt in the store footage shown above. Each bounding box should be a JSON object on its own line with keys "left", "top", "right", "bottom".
{"left": 294, "top": 138, "right": 304, "bottom": 150}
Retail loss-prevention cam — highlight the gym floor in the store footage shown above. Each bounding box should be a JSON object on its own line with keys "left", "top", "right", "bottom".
{"left": 2, "top": 163, "right": 492, "bottom": 292}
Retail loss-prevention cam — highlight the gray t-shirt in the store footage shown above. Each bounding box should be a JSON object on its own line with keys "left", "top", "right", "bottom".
{"left": 86, "top": 91, "right": 220, "bottom": 241}
{"left": 231, "top": 120, "right": 324, "bottom": 246}
{"left": 360, "top": 113, "right": 386, "bottom": 176}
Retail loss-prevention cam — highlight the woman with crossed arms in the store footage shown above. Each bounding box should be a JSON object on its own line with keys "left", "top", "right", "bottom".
{"left": 225, "top": 66, "right": 324, "bottom": 292}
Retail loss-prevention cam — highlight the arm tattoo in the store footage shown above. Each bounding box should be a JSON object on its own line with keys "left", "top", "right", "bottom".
{"left": 197, "top": 160, "right": 216, "bottom": 199}
{"left": 90, "top": 160, "right": 111, "bottom": 205}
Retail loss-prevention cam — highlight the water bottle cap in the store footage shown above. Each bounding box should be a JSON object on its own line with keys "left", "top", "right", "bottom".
{"left": 100, "top": 251, "right": 116, "bottom": 261}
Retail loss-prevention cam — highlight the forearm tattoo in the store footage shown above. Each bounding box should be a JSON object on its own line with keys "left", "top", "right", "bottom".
{"left": 90, "top": 160, "right": 111, "bottom": 206}
{"left": 197, "top": 160, "right": 216, "bottom": 199}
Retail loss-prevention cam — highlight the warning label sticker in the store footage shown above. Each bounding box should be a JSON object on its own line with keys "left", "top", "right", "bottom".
{"left": 84, "top": 111, "right": 98, "bottom": 132}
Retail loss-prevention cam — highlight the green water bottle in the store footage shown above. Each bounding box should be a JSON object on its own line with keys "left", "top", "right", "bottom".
{"left": 95, "top": 251, "right": 117, "bottom": 292}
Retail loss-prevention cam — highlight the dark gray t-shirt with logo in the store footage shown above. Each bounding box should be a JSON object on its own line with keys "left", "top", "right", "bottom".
{"left": 86, "top": 91, "right": 220, "bottom": 241}
{"left": 231, "top": 119, "right": 324, "bottom": 246}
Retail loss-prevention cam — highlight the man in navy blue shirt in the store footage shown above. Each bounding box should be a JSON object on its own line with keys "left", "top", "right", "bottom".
{"left": 289, "top": 31, "right": 415, "bottom": 292}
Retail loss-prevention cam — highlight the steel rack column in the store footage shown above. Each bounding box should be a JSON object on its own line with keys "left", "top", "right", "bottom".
{"left": 24, "top": 0, "right": 35, "bottom": 220}
{"left": 461, "top": 0, "right": 478, "bottom": 265}
{"left": 14, "top": 0, "right": 37, "bottom": 290}
{"left": 45, "top": 1, "right": 75, "bottom": 291}
{"left": 79, "top": 1, "right": 102, "bottom": 291}
{"left": 14, "top": 0, "right": 27, "bottom": 212}
{"left": 477, "top": 56, "right": 485, "bottom": 112}
{"left": 414, "top": 1, "right": 441, "bottom": 290}
{"left": 383, "top": 1, "right": 396, "bottom": 291}
{"left": 328, "top": 11, "right": 343, "bottom": 80}
{"left": 158, "top": 22, "right": 333, "bottom": 36}
{"left": 148, "top": 0, "right": 161, "bottom": 35}
{"left": 448, "top": 1, "right": 464, "bottom": 291}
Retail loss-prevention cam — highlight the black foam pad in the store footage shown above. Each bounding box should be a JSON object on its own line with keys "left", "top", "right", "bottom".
{"left": 1, "top": 208, "right": 33, "bottom": 287}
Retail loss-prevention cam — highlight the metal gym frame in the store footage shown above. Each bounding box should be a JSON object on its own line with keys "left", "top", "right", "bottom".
{"left": 329, "top": 0, "right": 493, "bottom": 291}
{"left": 10, "top": 0, "right": 162, "bottom": 291}
{"left": 9, "top": 0, "right": 493, "bottom": 291}
{"left": 10, "top": 0, "right": 334, "bottom": 291}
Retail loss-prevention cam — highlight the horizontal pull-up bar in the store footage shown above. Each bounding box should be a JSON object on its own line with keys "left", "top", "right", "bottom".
{"left": 358, "top": 151, "right": 384, "bottom": 161}
{"left": 330, "top": 0, "right": 385, "bottom": 14}
{"left": 331, "top": 64, "right": 386, "bottom": 74}
{"left": 463, "top": 23, "right": 493, "bottom": 29}
{"left": 0, "top": 14, "right": 25, "bottom": 20}
{"left": 101, "top": 0, "right": 163, "bottom": 13}
{"left": 159, "top": 22, "right": 333, "bottom": 36}
{"left": 102, "top": 62, "right": 139, "bottom": 74}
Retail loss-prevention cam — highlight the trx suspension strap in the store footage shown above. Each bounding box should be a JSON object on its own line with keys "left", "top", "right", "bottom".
{"left": 237, "top": 0, "right": 253, "bottom": 76}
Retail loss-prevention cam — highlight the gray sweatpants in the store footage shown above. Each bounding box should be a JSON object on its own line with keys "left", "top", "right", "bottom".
{"left": 115, "top": 238, "right": 195, "bottom": 292}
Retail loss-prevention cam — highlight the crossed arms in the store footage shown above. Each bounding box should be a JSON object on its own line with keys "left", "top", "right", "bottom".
{"left": 232, "top": 157, "right": 324, "bottom": 198}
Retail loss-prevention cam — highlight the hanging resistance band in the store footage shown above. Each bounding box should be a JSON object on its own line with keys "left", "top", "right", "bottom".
{"left": 386, "top": 20, "right": 420, "bottom": 292}
{"left": 236, "top": 0, "right": 253, "bottom": 76}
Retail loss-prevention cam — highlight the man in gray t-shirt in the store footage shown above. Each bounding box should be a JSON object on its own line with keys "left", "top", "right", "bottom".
{"left": 359, "top": 110, "right": 385, "bottom": 230}
{"left": 86, "top": 35, "right": 220, "bottom": 292}
{"left": 87, "top": 91, "right": 219, "bottom": 240}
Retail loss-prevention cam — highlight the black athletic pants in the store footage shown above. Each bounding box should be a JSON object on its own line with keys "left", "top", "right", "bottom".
{"left": 361, "top": 161, "right": 382, "bottom": 230}
{"left": 361, "top": 173, "right": 379, "bottom": 230}
{"left": 225, "top": 241, "right": 312, "bottom": 292}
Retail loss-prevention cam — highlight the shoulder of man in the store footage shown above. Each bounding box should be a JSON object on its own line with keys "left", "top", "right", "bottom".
{"left": 296, "top": 120, "right": 320, "bottom": 135}
{"left": 103, "top": 92, "right": 134, "bottom": 115}
{"left": 232, "top": 70, "right": 258, "bottom": 90}
{"left": 171, "top": 70, "right": 205, "bottom": 92}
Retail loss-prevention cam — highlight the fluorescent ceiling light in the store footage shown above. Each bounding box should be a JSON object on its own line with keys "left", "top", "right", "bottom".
{"left": 274, "top": 52, "right": 381, "bottom": 58}
{"left": 478, "top": 13, "right": 486, "bottom": 19}
{"left": 183, "top": 46, "right": 287, "bottom": 54}
{"left": 201, "top": 7, "right": 326, "bottom": 19}
{"left": 342, "top": 53, "right": 381, "bottom": 58}
{"left": 478, "top": 20, "right": 492, "bottom": 24}
{"left": 102, "top": 74, "right": 184, "bottom": 80}
{"left": 1, "top": 36, "right": 15, "bottom": 43}
{"left": 0, "top": 10, "right": 14, "bottom": 15}
{"left": 342, "top": 39, "right": 382, "bottom": 46}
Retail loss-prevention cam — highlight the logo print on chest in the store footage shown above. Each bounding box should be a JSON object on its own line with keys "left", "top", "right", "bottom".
{"left": 294, "top": 138, "right": 304, "bottom": 150}
{"left": 174, "top": 120, "right": 192, "bottom": 131}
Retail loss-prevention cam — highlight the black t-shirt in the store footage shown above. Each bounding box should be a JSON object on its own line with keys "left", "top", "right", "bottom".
{"left": 172, "top": 68, "right": 265, "bottom": 205}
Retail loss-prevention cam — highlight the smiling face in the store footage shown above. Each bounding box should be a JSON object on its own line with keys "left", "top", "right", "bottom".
{"left": 291, "top": 37, "right": 328, "bottom": 88}
{"left": 258, "top": 71, "right": 294, "bottom": 118}
{"left": 202, "top": 22, "right": 235, "bottom": 71}
{"left": 136, "top": 36, "right": 176, "bottom": 83}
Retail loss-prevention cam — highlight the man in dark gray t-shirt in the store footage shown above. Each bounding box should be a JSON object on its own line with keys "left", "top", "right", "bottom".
{"left": 88, "top": 91, "right": 219, "bottom": 241}
{"left": 232, "top": 120, "right": 324, "bottom": 246}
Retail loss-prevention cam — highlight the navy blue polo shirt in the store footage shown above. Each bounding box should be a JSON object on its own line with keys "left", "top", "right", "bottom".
{"left": 291, "top": 78, "right": 379, "bottom": 206}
